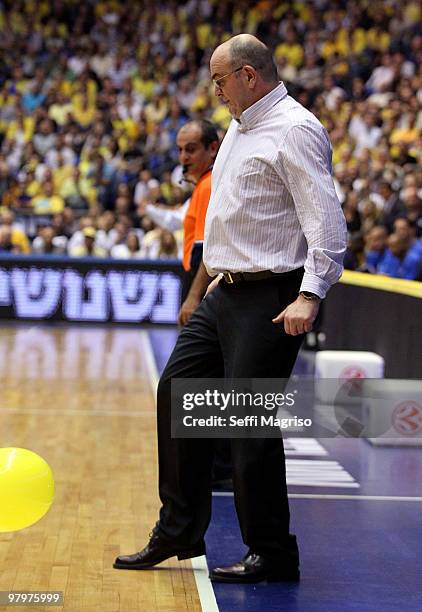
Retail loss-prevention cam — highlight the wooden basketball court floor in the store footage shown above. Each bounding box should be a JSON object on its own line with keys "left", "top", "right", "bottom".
{"left": 0, "top": 323, "right": 421, "bottom": 612}
{"left": 0, "top": 324, "right": 206, "bottom": 612}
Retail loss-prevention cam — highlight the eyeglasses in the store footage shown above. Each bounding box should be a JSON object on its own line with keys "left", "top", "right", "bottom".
{"left": 212, "top": 66, "right": 244, "bottom": 89}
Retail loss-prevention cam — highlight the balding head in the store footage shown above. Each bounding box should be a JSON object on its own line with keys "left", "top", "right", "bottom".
{"left": 210, "top": 34, "right": 279, "bottom": 119}
{"left": 212, "top": 35, "right": 278, "bottom": 84}
{"left": 228, "top": 35, "right": 278, "bottom": 83}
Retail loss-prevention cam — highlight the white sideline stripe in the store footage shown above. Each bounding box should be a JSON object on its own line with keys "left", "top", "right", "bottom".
{"left": 286, "top": 458, "right": 360, "bottom": 487}
{"left": 290, "top": 494, "right": 422, "bottom": 501}
{"left": 140, "top": 331, "right": 219, "bottom": 612}
{"left": 139, "top": 331, "right": 160, "bottom": 394}
{"left": 285, "top": 439, "right": 328, "bottom": 456}
{"left": 285, "top": 450, "right": 327, "bottom": 456}
{"left": 190, "top": 556, "right": 219, "bottom": 612}
{"left": 287, "top": 474, "right": 356, "bottom": 479}
{"left": 287, "top": 463, "right": 348, "bottom": 467}
{"left": 287, "top": 481, "right": 360, "bottom": 488}
{"left": 213, "top": 492, "right": 422, "bottom": 502}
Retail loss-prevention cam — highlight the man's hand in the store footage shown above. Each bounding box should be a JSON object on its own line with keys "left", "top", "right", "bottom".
{"left": 177, "top": 261, "right": 215, "bottom": 327}
{"left": 177, "top": 295, "right": 201, "bottom": 327}
{"left": 205, "top": 273, "right": 223, "bottom": 296}
{"left": 272, "top": 294, "right": 320, "bottom": 335}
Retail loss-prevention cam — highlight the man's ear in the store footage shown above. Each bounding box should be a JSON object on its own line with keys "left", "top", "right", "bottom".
{"left": 243, "top": 65, "right": 256, "bottom": 87}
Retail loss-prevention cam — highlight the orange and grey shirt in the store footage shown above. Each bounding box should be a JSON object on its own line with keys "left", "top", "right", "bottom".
{"left": 182, "top": 168, "right": 212, "bottom": 271}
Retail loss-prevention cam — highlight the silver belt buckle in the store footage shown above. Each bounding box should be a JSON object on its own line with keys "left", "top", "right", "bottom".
{"left": 225, "top": 272, "right": 234, "bottom": 284}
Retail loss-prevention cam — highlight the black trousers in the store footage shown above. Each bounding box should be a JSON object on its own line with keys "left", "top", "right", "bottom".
{"left": 157, "top": 269, "right": 304, "bottom": 559}
{"left": 181, "top": 244, "right": 232, "bottom": 482}
{"left": 180, "top": 243, "right": 204, "bottom": 302}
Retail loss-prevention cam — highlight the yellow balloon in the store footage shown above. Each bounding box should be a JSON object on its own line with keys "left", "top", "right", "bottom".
{"left": 0, "top": 448, "right": 55, "bottom": 532}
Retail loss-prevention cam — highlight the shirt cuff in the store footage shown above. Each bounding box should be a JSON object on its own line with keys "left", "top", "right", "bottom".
{"left": 299, "top": 272, "right": 331, "bottom": 299}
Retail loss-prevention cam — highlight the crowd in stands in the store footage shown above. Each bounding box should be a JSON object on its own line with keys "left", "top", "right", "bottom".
{"left": 0, "top": 0, "right": 421, "bottom": 278}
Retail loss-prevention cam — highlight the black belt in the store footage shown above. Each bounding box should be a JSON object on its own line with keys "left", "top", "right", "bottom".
{"left": 222, "top": 269, "right": 302, "bottom": 284}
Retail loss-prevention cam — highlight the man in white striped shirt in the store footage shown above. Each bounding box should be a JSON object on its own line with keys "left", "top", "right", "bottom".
{"left": 114, "top": 34, "right": 346, "bottom": 584}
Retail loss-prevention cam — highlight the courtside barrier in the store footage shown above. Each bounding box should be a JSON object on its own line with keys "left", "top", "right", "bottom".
{"left": 324, "top": 271, "right": 422, "bottom": 378}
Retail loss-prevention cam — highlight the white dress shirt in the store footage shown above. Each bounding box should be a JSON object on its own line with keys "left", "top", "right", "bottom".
{"left": 203, "top": 82, "right": 347, "bottom": 298}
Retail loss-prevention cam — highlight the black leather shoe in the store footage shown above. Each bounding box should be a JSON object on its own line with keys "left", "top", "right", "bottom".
{"left": 209, "top": 552, "right": 300, "bottom": 583}
{"left": 113, "top": 523, "right": 205, "bottom": 570}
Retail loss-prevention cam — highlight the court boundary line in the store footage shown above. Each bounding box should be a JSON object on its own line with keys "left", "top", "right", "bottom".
{"left": 213, "top": 492, "right": 422, "bottom": 502}
{"left": 140, "top": 331, "right": 219, "bottom": 612}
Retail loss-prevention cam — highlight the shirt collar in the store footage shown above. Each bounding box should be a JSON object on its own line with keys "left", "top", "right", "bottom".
{"left": 237, "top": 82, "right": 288, "bottom": 132}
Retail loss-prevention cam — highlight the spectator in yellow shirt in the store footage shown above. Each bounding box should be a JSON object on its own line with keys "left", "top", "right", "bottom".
{"left": 31, "top": 181, "right": 65, "bottom": 215}
{"left": 0, "top": 208, "right": 30, "bottom": 253}
{"left": 367, "top": 25, "right": 391, "bottom": 52}
{"left": 5, "top": 110, "right": 34, "bottom": 143}
{"left": 60, "top": 167, "right": 95, "bottom": 210}
{"left": 72, "top": 93, "right": 96, "bottom": 129}
{"left": 320, "top": 31, "right": 338, "bottom": 61}
{"left": 274, "top": 28, "right": 304, "bottom": 68}
{"left": 69, "top": 227, "right": 107, "bottom": 257}
{"left": 145, "top": 94, "right": 169, "bottom": 126}
{"left": 390, "top": 112, "right": 420, "bottom": 145}
{"left": 48, "top": 92, "right": 73, "bottom": 126}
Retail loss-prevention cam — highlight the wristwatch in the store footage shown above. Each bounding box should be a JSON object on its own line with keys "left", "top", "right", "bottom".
{"left": 299, "top": 291, "right": 321, "bottom": 301}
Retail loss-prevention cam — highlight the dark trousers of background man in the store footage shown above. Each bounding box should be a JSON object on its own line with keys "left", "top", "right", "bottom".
{"left": 157, "top": 269, "right": 304, "bottom": 558}
{"left": 180, "top": 243, "right": 205, "bottom": 302}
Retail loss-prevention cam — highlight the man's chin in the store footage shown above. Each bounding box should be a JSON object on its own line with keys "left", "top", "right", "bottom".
{"left": 227, "top": 104, "right": 239, "bottom": 120}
